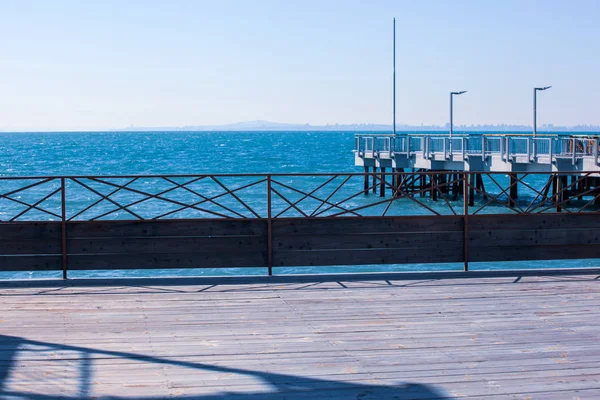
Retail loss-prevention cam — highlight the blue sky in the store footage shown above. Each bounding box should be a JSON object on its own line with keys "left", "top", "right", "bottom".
{"left": 1, "top": 0, "right": 599, "bottom": 131}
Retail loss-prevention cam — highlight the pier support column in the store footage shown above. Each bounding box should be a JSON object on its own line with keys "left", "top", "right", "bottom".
{"left": 556, "top": 176, "right": 563, "bottom": 212}
{"left": 379, "top": 167, "right": 386, "bottom": 197}
{"left": 431, "top": 173, "right": 438, "bottom": 201}
{"left": 476, "top": 174, "right": 488, "bottom": 201}
{"left": 469, "top": 174, "right": 475, "bottom": 207}
{"left": 577, "top": 176, "right": 584, "bottom": 200}
{"left": 363, "top": 166, "right": 369, "bottom": 194}
{"left": 372, "top": 167, "right": 377, "bottom": 194}
{"left": 390, "top": 168, "right": 396, "bottom": 195}
{"left": 420, "top": 172, "right": 426, "bottom": 197}
{"left": 551, "top": 175, "right": 558, "bottom": 205}
{"left": 509, "top": 174, "right": 518, "bottom": 208}
{"left": 395, "top": 168, "right": 405, "bottom": 197}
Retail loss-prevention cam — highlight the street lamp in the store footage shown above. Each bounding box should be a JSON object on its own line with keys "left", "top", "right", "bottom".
{"left": 533, "top": 86, "right": 551, "bottom": 137}
{"left": 450, "top": 91, "right": 467, "bottom": 143}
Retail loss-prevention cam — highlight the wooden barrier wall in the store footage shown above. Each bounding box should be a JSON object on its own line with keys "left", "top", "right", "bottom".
{"left": 1, "top": 213, "right": 599, "bottom": 274}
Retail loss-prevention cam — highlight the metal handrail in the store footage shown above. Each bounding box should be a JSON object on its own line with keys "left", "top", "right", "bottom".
{"left": 354, "top": 134, "right": 600, "bottom": 161}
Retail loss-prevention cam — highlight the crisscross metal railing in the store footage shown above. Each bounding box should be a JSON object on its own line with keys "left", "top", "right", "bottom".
{"left": 2, "top": 172, "right": 600, "bottom": 222}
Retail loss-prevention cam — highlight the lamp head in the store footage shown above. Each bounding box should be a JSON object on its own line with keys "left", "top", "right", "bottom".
{"left": 451, "top": 91, "right": 467, "bottom": 95}
{"left": 535, "top": 86, "right": 552, "bottom": 91}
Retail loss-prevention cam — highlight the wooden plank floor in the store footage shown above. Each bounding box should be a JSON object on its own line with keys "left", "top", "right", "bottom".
{"left": 0, "top": 274, "right": 599, "bottom": 399}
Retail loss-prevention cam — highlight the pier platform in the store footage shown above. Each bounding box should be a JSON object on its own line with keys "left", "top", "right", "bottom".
{"left": 1, "top": 272, "right": 599, "bottom": 399}
{"left": 355, "top": 133, "right": 600, "bottom": 172}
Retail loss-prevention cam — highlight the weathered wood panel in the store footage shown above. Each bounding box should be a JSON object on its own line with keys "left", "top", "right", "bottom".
{"left": 469, "top": 214, "right": 600, "bottom": 262}
{"left": 0, "top": 255, "right": 61, "bottom": 271}
{"left": 468, "top": 213, "right": 600, "bottom": 231}
{"left": 273, "top": 216, "right": 464, "bottom": 267}
{"left": 2, "top": 213, "right": 600, "bottom": 272}
{"left": 67, "top": 219, "right": 268, "bottom": 270}
{"left": 0, "top": 222, "right": 62, "bottom": 271}
{"left": 68, "top": 236, "right": 266, "bottom": 254}
{"left": 0, "top": 221, "right": 62, "bottom": 240}
{"left": 272, "top": 216, "right": 463, "bottom": 235}
{"left": 68, "top": 251, "right": 267, "bottom": 270}
{"left": 273, "top": 248, "right": 463, "bottom": 267}
{"left": 469, "top": 244, "right": 599, "bottom": 262}
{"left": 67, "top": 219, "right": 267, "bottom": 238}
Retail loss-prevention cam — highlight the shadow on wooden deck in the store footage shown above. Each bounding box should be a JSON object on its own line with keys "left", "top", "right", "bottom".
{"left": 0, "top": 335, "right": 451, "bottom": 400}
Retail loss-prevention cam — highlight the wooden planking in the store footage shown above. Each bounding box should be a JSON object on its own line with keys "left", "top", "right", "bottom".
{"left": 470, "top": 244, "right": 600, "bottom": 262}
{"left": 469, "top": 227, "right": 600, "bottom": 247}
{"left": 0, "top": 222, "right": 62, "bottom": 271}
{"left": 469, "top": 214, "right": 600, "bottom": 262}
{"left": 2, "top": 213, "right": 600, "bottom": 271}
{"left": 273, "top": 247, "right": 463, "bottom": 267}
{"left": 67, "top": 219, "right": 268, "bottom": 238}
{"left": 0, "top": 275, "right": 598, "bottom": 398}
{"left": 0, "top": 238, "right": 62, "bottom": 255}
{"left": 272, "top": 215, "right": 464, "bottom": 235}
{"left": 274, "top": 232, "right": 463, "bottom": 251}
{"left": 0, "top": 221, "right": 62, "bottom": 240}
{"left": 68, "top": 251, "right": 267, "bottom": 270}
{"left": 68, "top": 236, "right": 266, "bottom": 255}
{"left": 0, "top": 222, "right": 61, "bottom": 255}
{"left": 0, "top": 255, "right": 61, "bottom": 271}
{"left": 469, "top": 212, "right": 600, "bottom": 231}
{"left": 273, "top": 216, "right": 464, "bottom": 267}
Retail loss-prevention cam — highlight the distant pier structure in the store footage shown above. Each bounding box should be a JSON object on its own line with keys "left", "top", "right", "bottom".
{"left": 354, "top": 133, "right": 600, "bottom": 206}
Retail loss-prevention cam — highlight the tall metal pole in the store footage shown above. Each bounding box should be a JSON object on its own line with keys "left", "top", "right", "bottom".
{"left": 450, "top": 92, "right": 453, "bottom": 139}
{"left": 533, "top": 88, "right": 537, "bottom": 138}
{"left": 533, "top": 86, "right": 551, "bottom": 138}
{"left": 393, "top": 18, "right": 396, "bottom": 136}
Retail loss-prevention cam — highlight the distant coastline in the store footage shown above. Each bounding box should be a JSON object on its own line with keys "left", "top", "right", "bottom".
{"left": 116, "top": 120, "right": 600, "bottom": 133}
{"left": 1, "top": 120, "right": 599, "bottom": 133}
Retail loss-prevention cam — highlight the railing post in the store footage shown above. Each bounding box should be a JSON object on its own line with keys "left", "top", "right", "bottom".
{"left": 267, "top": 175, "right": 273, "bottom": 276}
{"left": 60, "top": 177, "right": 68, "bottom": 280}
{"left": 463, "top": 172, "right": 469, "bottom": 272}
{"left": 443, "top": 138, "right": 447, "bottom": 160}
{"left": 594, "top": 139, "right": 599, "bottom": 165}
{"left": 572, "top": 138, "right": 576, "bottom": 165}
{"left": 526, "top": 138, "right": 531, "bottom": 162}
{"left": 481, "top": 136, "right": 485, "bottom": 161}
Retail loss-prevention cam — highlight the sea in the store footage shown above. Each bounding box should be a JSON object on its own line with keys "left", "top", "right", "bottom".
{"left": 0, "top": 130, "right": 597, "bottom": 279}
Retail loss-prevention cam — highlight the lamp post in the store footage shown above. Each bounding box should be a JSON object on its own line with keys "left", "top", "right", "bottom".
{"left": 533, "top": 86, "right": 551, "bottom": 137}
{"left": 450, "top": 91, "right": 467, "bottom": 153}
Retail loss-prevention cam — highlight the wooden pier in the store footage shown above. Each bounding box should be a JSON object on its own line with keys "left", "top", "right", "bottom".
{"left": 355, "top": 133, "right": 600, "bottom": 205}
{"left": 1, "top": 172, "right": 600, "bottom": 399}
{"left": 1, "top": 272, "right": 599, "bottom": 399}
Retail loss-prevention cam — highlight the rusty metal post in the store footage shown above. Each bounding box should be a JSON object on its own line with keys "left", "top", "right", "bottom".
{"left": 267, "top": 175, "right": 273, "bottom": 276}
{"left": 60, "top": 177, "right": 68, "bottom": 279}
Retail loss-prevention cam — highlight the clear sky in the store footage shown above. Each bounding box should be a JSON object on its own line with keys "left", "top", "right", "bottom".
{"left": 1, "top": 0, "right": 599, "bottom": 131}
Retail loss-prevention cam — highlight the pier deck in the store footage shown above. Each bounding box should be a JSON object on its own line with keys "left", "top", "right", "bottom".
{"left": 1, "top": 273, "right": 599, "bottom": 399}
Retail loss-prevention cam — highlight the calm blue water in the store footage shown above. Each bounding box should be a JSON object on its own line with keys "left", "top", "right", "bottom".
{"left": 0, "top": 131, "right": 597, "bottom": 279}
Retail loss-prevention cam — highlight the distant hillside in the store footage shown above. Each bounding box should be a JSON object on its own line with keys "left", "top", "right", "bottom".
{"left": 118, "top": 120, "right": 600, "bottom": 132}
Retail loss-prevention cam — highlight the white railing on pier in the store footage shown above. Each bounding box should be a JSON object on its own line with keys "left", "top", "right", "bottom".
{"left": 354, "top": 133, "right": 600, "bottom": 165}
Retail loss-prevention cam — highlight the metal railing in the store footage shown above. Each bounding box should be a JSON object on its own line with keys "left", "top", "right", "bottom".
{"left": 355, "top": 133, "right": 600, "bottom": 164}
{"left": 2, "top": 172, "right": 600, "bottom": 277}
{"left": 2, "top": 171, "right": 600, "bottom": 223}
